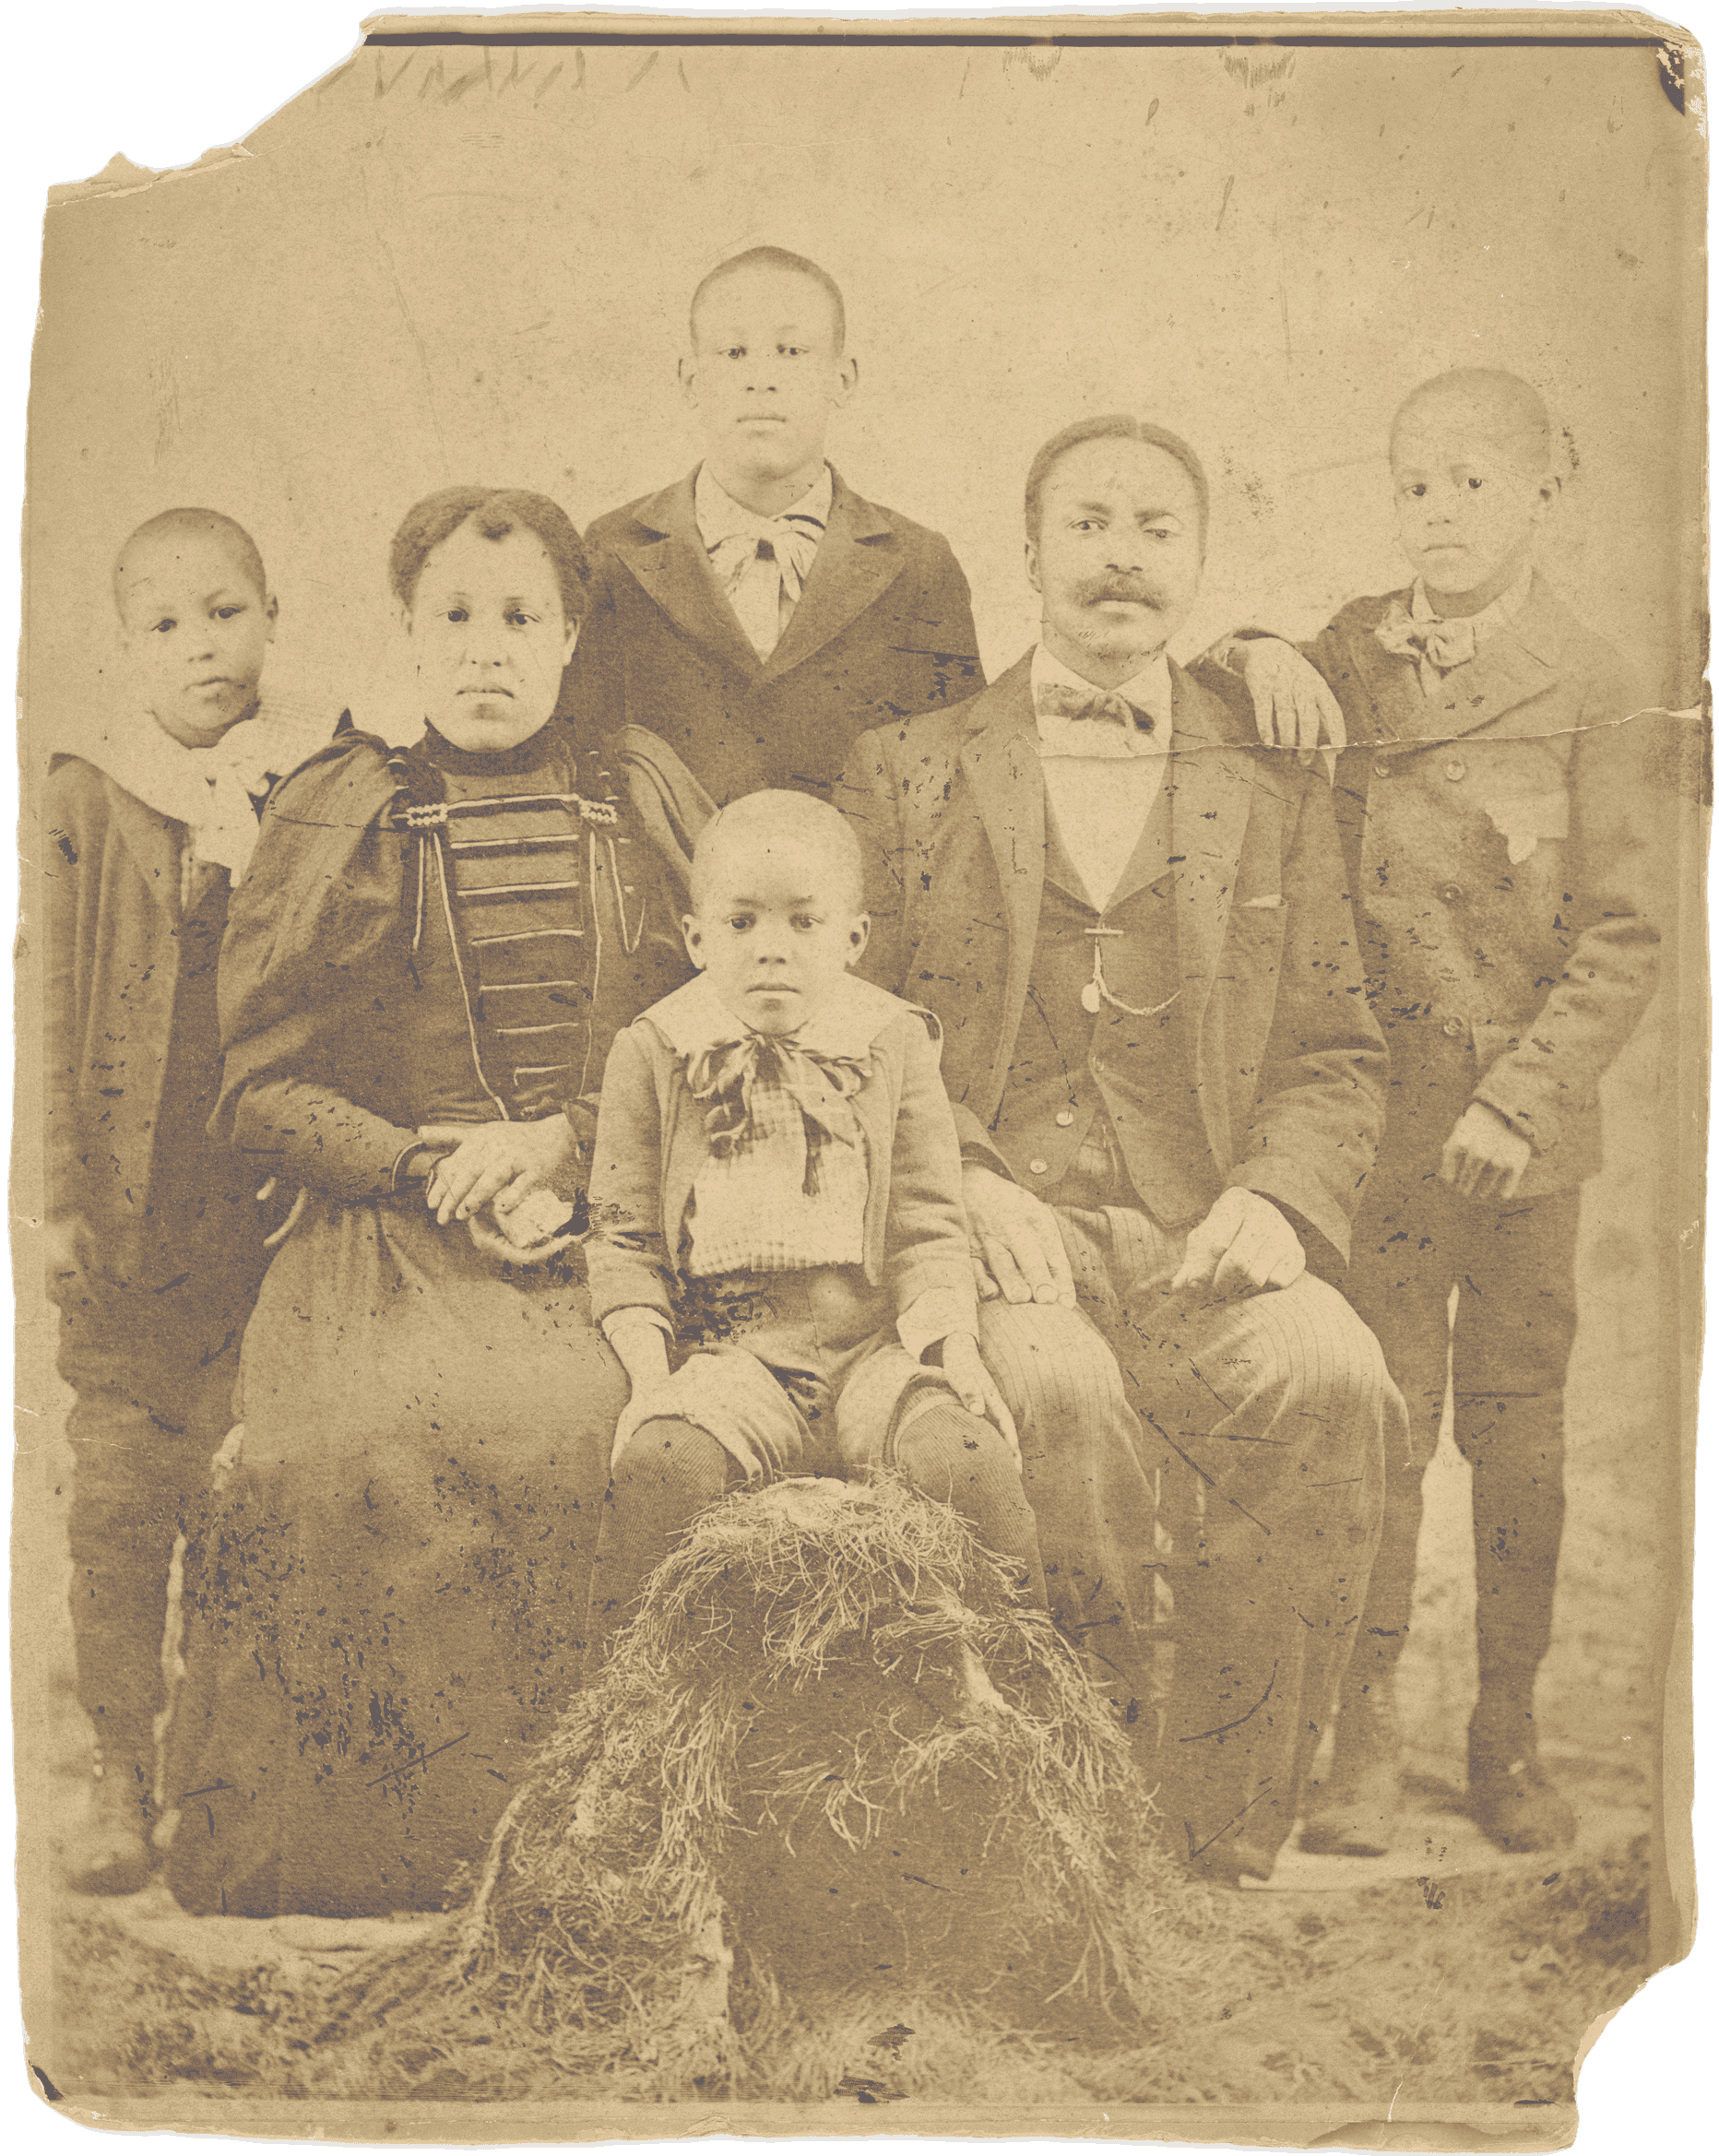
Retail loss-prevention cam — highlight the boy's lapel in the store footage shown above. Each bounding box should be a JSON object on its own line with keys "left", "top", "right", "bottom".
{"left": 608, "top": 472, "right": 764, "bottom": 680}
{"left": 762, "top": 472, "right": 907, "bottom": 681}
{"left": 1371, "top": 575, "right": 1569, "bottom": 746}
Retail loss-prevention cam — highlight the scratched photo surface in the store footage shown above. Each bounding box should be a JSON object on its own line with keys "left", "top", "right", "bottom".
{"left": 14, "top": 15, "right": 1705, "bottom": 2146}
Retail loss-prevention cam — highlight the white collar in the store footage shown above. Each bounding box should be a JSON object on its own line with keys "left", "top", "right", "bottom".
{"left": 643, "top": 968, "right": 905, "bottom": 1061}
{"left": 694, "top": 461, "right": 834, "bottom": 548}
{"left": 1031, "top": 642, "right": 1174, "bottom": 759}
{"left": 1408, "top": 563, "right": 1535, "bottom": 640}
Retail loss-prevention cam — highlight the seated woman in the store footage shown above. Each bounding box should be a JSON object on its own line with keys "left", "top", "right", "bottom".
{"left": 164, "top": 488, "right": 687, "bottom": 1919}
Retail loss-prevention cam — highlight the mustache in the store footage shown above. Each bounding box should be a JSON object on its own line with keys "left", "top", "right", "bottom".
{"left": 1074, "top": 575, "right": 1166, "bottom": 606}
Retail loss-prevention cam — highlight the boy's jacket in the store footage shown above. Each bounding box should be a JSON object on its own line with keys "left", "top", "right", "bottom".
{"left": 587, "top": 972, "right": 976, "bottom": 1356}
{"left": 562, "top": 467, "right": 982, "bottom": 805}
{"left": 1306, "top": 575, "right": 1667, "bottom": 1191}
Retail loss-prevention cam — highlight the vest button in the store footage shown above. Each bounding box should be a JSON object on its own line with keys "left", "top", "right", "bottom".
{"left": 1373, "top": 758, "right": 1393, "bottom": 777}
{"left": 1055, "top": 1110, "right": 1074, "bottom": 1128}
{"left": 1441, "top": 1016, "right": 1466, "bottom": 1041}
{"left": 1443, "top": 758, "right": 1466, "bottom": 782}
{"left": 1028, "top": 1158, "right": 1049, "bottom": 1176}
{"left": 1438, "top": 883, "right": 1464, "bottom": 906}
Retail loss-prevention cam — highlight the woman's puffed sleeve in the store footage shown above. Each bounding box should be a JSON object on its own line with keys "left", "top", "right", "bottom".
{"left": 213, "top": 739, "right": 423, "bottom": 1199}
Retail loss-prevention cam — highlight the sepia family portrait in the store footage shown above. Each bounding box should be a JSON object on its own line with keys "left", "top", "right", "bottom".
{"left": 9, "top": 11, "right": 1709, "bottom": 2147}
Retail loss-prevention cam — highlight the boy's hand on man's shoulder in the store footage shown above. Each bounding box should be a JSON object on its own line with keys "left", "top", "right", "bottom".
{"left": 1440, "top": 1101, "right": 1534, "bottom": 1203}
{"left": 1219, "top": 634, "right": 1347, "bottom": 765}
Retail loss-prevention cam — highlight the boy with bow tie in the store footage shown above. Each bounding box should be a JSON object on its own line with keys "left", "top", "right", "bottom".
{"left": 1271, "top": 370, "right": 1665, "bottom": 1858}
{"left": 561, "top": 247, "right": 984, "bottom": 817}
{"left": 45, "top": 507, "right": 335, "bottom": 1894}
{"left": 583, "top": 789, "right": 1044, "bottom": 1659}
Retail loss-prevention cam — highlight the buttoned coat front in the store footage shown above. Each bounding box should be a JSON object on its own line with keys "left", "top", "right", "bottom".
{"left": 561, "top": 468, "right": 982, "bottom": 805}
{"left": 1307, "top": 577, "right": 1667, "bottom": 1191}
{"left": 836, "top": 654, "right": 1389, "bottom": 1262}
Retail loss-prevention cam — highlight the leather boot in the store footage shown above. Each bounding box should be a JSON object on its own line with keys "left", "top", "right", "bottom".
{"left": 1466, "top": 1709, "right": 1576, "bottom": 1854}
{"left": 64, "top": 1740, "right": 155, "bottom": 1896}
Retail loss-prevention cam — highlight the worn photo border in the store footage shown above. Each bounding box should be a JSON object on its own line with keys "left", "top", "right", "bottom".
{"left": 3, "top": 4, "right": 1699, "bottom": 2156}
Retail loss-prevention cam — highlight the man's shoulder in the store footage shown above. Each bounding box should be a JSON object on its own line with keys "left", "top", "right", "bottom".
{"left": 851, "top": 656, "right": 1032, "bottom": 771}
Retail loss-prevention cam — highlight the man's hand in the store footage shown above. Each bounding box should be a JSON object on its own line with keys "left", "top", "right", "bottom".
{"left": 962, "top": 1164, "right": 1076, "bottom": 1308}
{"left": 1169, "top": 1188, "right": 1306, "bottom": 1300}
{"left": 940, "top": 1333, "right": 1021, "bottom": 1464}
{"left": 419, "top": 1117, "right": 580, "bottom": 1227}
{"left": 1225, "top": 636, "right": 1347, "bottom": 765}
{"left": 1440, "top": 1101, "right": 1534, "bottom": 1203}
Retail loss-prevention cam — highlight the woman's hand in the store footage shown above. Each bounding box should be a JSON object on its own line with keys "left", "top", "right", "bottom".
{"left": 940, "top": 1332, "right": 1020, "bottom": 1465}
{"left": 418, "top": 1117, "right": 580, "bottom": 1227}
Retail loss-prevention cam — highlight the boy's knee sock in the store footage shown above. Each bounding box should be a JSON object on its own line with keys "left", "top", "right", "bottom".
{"left": 895, "top": 1402, "right": 1047, "bottom": 1605}
{"left": 1458, "top": 1395, "right": 1566, "bottom": 1744}
{"left": 587, "top": 1419, "right": 736, "bottom": 1666}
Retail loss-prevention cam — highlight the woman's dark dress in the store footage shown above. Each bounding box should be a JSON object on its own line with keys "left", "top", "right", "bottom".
{"left": 164, "top": 724, "right": 686, "bottom": 1917}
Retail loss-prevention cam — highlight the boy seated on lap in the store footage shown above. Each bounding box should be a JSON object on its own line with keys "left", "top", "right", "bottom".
{"left": 584, "top": 790, "right": 1044, "bottom": 1656}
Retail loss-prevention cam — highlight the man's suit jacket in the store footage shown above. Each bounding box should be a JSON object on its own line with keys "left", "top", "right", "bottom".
{"left": 836, "top": 655, "right": 1389, "bottom": 1262}
{"left": 562, "top": 467, "right": 982, "bottom": 805}
{"left": 1306, "top": 575, "right": 1666, "bottom": 1191}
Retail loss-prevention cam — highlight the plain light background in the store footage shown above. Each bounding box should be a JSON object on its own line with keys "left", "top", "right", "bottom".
{"left": 19, "top": 14, "right": 1704, "bottom": 744}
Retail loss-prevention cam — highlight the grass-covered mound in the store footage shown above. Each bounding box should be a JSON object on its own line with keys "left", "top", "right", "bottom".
{"left": 308, "top": 1473, "right": 1224, "bottom": 2082}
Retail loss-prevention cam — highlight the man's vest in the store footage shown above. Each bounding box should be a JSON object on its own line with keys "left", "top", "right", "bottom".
{"left": 986, "top": 777, "right": 1220, "bottom": 1226}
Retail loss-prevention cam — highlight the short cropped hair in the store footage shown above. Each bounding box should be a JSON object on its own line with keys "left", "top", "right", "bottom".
{"left": 1391, "top": 369, "right": 1553, "bottom": 476}
{"left": 1024, "top": 415, "right": 1210, "bottom": 550}
{"left": 388, "top": 487, "right": 591, "bottom": 622}
{"left": 690, "top": 788, "right": 865, "bottom": 915}
{"left": 113, "top": 508, "right": 267, "bottom": 618}
{"left": 689, "top": 246, "right": 848, "bottom": 355}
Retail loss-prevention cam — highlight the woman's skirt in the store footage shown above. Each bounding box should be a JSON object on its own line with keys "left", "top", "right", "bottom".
{"left": 163, "top": 1193, "right": 626, "bottom": 1918}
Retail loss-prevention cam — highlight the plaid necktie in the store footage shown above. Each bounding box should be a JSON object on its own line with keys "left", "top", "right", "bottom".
{"left": 684, "top": 1030, "right": 867, "bottom": 1197}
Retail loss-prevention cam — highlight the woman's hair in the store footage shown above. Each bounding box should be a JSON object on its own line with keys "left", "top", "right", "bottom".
{"left": 388, "top": 487, "right": 592, "bottom": 622}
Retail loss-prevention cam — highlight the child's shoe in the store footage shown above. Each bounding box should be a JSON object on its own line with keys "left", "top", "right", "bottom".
{"left": 1465, "top": 1717, "right": 1576, "bottom": 1854}
{"left": 65, "top": 1746, "right": 155, "bottom": 1897}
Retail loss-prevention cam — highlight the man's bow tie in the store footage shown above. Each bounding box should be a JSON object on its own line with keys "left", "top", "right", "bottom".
{"left": 1374, "top": 605, "right": 1478, "bottom": 678}
{"left": 1034, "top": 679, "right": 1157, "bottom": 732}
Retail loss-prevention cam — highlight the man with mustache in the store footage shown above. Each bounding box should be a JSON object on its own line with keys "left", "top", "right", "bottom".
{"left": 838, "top": 415, "right": 1406, "bottom": 1887}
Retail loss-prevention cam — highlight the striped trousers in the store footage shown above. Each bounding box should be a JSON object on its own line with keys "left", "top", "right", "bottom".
{"left": 978, "top": 1202, "right": 1400, "bottom": 1876}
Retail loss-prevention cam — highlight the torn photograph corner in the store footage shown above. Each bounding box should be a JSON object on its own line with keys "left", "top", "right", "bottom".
{"left": 9, "top": 7, "right": 1709, "bottom": 2146}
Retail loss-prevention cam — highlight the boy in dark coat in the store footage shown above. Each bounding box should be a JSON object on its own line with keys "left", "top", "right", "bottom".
{"left": 1274, "top": 372, "right": 1666, "bottom": 1856}
{"left": 583, "top": 791, "right": 1044, "bottom": 1656}
{"left": 561, "top": 248, "right": 982, "bottom": 809}
{"left": 45, "top": 507, "right": 330, "bottom": 1892}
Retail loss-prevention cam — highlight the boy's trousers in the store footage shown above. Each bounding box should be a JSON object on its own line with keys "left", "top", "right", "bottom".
{"left": 975, "top": 1182, "right": 1398, "bottom": 1878}
{"left": 56, "top": 1267, "right": 257, "bottom": 1759}
{"left": 1342, "top": 1160, "right": 1580, "bottom": 1726}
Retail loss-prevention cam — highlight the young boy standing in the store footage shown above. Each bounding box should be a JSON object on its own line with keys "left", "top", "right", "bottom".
{"left": 563, "top": 247, "right": 982, "bottom": 810}
{"left": 1283, "top": 372, "right": 1664, "bottom": 1855}
{"left": 45, "top": 507, "right": 331, "bottom": 1893}
{"left": 583, "top": 790, "right": 1044, "bottom": 1653}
